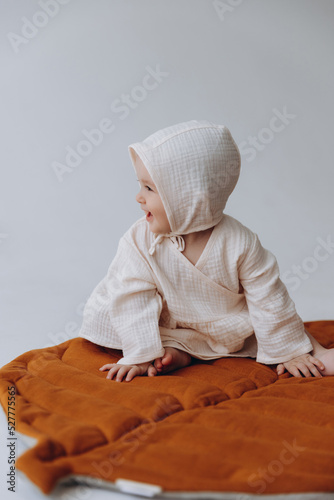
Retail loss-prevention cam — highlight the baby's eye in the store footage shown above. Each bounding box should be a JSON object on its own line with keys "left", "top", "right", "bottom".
{"left": 136, "top": 179, "right": 153, "bottom": 192}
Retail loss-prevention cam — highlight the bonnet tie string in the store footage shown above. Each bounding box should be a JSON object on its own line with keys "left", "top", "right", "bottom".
{"left": 169, "top": 235, "right": 186, "bottom": 252}
{"left": 148, "top": 233, "right": 185, "bottom": 256}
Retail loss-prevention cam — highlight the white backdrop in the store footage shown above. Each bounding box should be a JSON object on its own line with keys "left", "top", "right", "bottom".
{"left": 0, "top": 1, "right": 334, "bottom": 499}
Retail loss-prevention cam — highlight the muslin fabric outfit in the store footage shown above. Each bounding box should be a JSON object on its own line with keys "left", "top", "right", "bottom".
{"left": 79, "top": 120, "right": 313, "bottom": 366}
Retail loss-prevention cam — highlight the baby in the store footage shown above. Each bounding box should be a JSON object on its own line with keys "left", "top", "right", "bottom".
{"left": 79, "top": 120, "right": 333, "bottom": 382}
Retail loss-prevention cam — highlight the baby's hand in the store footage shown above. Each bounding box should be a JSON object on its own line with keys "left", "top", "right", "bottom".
{"left": 276, "top": 353, "right": 325, "bottom": 378}
{"left": 99, "top": 360, "right": 157, "bottom": 382}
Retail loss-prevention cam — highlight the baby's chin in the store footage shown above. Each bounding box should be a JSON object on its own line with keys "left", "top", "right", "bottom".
{"left": 149, "top": 228, "right": 170, "bottom": 235}
{"left": 147, "top": 221, "right": 172, "bottom": 235}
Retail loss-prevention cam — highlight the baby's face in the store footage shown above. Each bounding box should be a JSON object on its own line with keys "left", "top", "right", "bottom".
{"left": 134, "top": 154, "right": 171, "bottom": 234}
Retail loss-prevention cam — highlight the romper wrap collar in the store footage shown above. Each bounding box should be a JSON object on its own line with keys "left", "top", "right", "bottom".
{"left": 128, "top": 120, "right": 241, "bottom": 256}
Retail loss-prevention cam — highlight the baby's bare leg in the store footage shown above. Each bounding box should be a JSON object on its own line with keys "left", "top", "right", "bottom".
{"left": 154, "top": 347, "right": 192, "bottom": 374}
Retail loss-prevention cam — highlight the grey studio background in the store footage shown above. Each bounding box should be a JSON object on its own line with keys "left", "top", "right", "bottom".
{"left": 1, "top": 1, "right": 334, "bottom": 499}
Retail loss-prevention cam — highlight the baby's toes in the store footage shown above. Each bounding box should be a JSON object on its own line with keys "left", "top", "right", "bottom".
{"left": 154, "top": 358, "right": 163, "bottom": 371}
{"left": 161, "top": 352, "right": 173, "bottom": 366}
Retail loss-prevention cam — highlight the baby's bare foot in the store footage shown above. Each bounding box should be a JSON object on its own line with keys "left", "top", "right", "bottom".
{"left": 154, "top": 347, "right": 192, "bottom": 374}
{"left": 316, "top": 348, "right": 334, "bottom": 376}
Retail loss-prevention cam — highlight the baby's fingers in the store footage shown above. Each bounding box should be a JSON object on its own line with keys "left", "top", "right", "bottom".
{"left": 147, "top": 364, "right": 158, "bottom": 377}
{"left": 106, "top": 366, "right": 121, "bottom": 380}
{"left": 307, "top": 363, "right": 323, "bottom": 378}
{"left": 99, "top": 363, "right": 121, "bottom": 379}
{"left": 288, "top": 360, "right": 323, "bottom": 378}
{"left": 124, "top": 367, "right": 140, "bottom": 382}
{"left": 295, "top": 362, "right": 317, "bottom": 378}
{"left": 99, "top": 363, "right": 116, "bottom": 372}
{"left": 276, "top": 363, "right": 285, "bottom": 375}
{"left": 99, "top": 363, "right": 125, "bottom": 381}
{"left": 287, "top": 365, "right": 303, "bottom": 378}
{"left": 299, "top": 355, "right": 325, "bottom": 378}
{"left": 304, "top": 358, "right": 323, "bottom": 378}
{"left": 308, "top": 355, "right": 325, "bottom": 371}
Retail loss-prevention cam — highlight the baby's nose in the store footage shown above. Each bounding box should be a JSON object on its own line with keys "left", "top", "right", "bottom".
{"left": 136, "top": 192, "right": 143, "bottom": 203}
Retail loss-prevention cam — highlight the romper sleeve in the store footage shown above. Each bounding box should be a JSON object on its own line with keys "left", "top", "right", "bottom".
{"left": 238, "top": 232, "right": 313, "bottom": 364}
{"left": 79, "top": 235, "right": 165, "bottom": 366}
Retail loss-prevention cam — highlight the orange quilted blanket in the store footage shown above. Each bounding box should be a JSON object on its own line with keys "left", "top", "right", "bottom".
{"left": 1, "top": 320, "right": 334, "bottom": 497}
